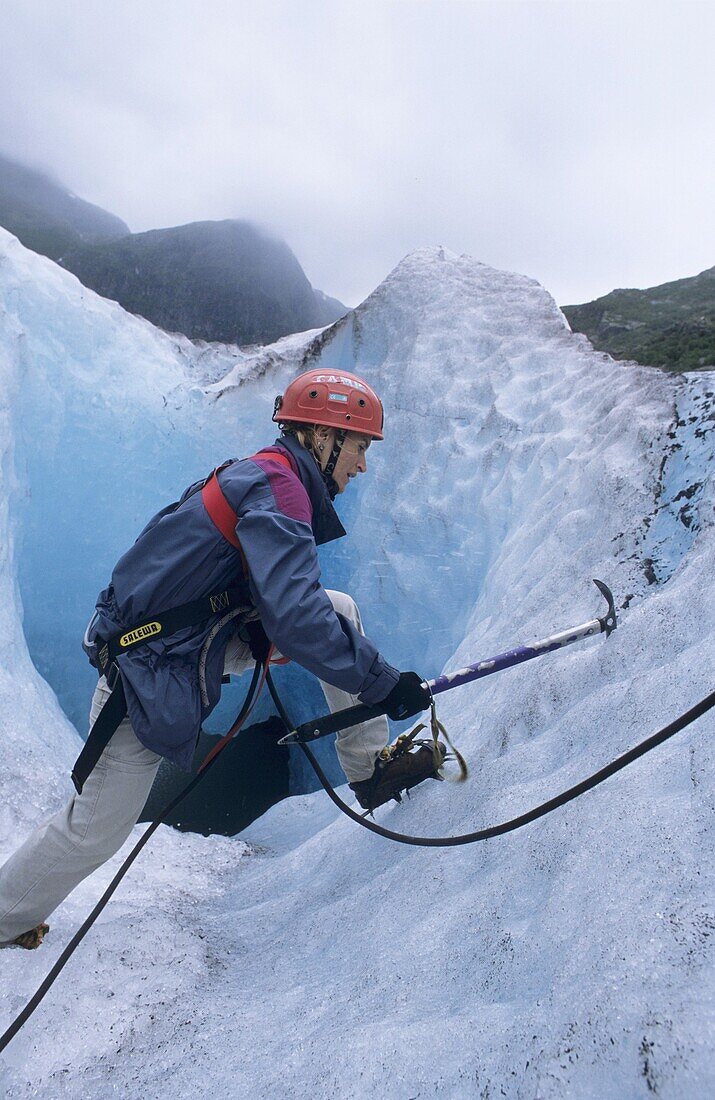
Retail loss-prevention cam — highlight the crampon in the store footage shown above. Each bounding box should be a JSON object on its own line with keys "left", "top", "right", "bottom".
{"left": 349, "top": 715, "right": 466, "bottom": 813}
{"left": 12, "top": 924, "right": 50, "bottom": 950}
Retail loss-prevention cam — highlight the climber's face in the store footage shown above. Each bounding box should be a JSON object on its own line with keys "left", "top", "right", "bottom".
{"left": 315, "top": 426, "right": 372, "bottom": 493}
{"left": 332, "top": 432, "right": 371, "bottom": 493}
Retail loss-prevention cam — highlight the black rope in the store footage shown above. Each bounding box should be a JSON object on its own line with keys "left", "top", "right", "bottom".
{"left": 2, "top": 675, "right": 712, "bottom": 1055}
{"left": 0, "top": 661, "right": 263, "bottom": 1055}
{"left": 266, "top": 672, "right": 714, "bottom": 849}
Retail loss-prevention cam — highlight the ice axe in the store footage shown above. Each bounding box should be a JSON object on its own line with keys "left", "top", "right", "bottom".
{"left": 278, "top": 579, "right": 617, "bottom": 745}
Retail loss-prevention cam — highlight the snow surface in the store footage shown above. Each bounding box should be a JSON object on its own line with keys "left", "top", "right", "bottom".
{"left": 0, "top": 228, "right": 713, "bottom": 1097}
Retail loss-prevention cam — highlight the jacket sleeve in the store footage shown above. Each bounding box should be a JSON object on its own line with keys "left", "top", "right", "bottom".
{"left": 235, "top": 486, "right": 399, "bottom": 704}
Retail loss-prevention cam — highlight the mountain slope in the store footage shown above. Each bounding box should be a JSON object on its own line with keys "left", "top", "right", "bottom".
{"left": 0, "top": 232, "right": 712, "bottom": 1097}
{"left": 562, "top": 267, "right": 715, "bottom": 372}
{"left": 0, "top": 152, "right": 130, "bottom": 261}
{"left": 0, "top": 155, "right": 346, "bottom": 347}
{"left": 60, "top": 219, "right": 347, "bottom": 345}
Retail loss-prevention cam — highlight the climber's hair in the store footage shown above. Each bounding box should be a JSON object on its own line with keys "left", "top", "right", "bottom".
{"left": 278, "top": 422, "right": 327, "bottom": 464}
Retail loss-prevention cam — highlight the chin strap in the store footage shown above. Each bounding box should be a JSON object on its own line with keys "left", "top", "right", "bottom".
{"left": 323, "top": 473, "right": 340, "bottom": 501}
{"left": 322, "top": 429, "right": 346, "bottom": 497}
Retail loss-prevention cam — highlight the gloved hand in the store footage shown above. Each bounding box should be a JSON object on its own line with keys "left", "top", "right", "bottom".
{"left": 382, "top": 671, "right": 432, "bottom": 721}
{"left": 243, "top": 618, "right": 272, "bottom": 664}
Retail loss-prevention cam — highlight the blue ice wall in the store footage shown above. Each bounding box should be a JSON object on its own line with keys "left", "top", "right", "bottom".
{"left": 7, "top": 304, "right": 456, "bottom": 796}
{"left": 6, "top": 244, "right": 519, "bottom": 796}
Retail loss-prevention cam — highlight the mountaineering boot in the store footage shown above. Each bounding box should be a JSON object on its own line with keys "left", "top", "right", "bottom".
{"left": 12, "top": 923, "right": 50, "bottom": 950}
{"left": 349, "top": 741, "right": 447, "bottom": 812}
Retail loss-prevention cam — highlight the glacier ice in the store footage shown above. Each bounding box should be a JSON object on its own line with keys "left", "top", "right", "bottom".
{"left": 0, "top": 229, "right": 713, "bottom": 1096}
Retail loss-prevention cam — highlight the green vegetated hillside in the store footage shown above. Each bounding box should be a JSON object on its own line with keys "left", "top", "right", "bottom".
{"left": 563, "top": 267, "right": 715, "bottom": 372}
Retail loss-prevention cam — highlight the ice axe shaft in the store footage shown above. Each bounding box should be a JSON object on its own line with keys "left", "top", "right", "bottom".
{"left": 430, "top": 579, "right": 616, "bottom": 696}
{"left": 278, "top": 580, "right": 617, "bottom": 746}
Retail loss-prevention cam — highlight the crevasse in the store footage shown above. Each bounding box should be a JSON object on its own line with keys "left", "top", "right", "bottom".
{"left": 0, "top": 230, "right": 713, "bottom": 1098}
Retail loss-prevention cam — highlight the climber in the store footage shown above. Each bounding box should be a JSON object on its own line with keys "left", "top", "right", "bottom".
{"left": 0, "top": 368, "right": 443, "bottom": 950}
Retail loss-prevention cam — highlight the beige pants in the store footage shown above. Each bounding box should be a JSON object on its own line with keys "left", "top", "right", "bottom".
{"left": 225, "top": 590, "right": 389, "bottom": 782}
{"left": 0, "top": 590, "right": 388, "bottom": 942}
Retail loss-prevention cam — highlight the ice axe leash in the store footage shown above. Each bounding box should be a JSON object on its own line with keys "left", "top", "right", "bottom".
{"left": 278, "top": 579, "right": 618, "bottom": 747}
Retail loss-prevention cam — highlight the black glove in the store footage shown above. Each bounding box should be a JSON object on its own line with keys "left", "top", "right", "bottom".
{"left": 382, "top": 671, "right": 431, "bottom": 721}
{"left": 242, "top": 618, "right": 272, "bottom": 664}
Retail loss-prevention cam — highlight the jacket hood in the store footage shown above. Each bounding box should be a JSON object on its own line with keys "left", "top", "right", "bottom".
{"left": 267, "top": 434, "right": 347, "bottom": 546}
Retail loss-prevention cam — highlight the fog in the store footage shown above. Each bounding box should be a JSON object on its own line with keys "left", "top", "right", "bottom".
{"left": 1, "top": 0, "right": 713, "bottom": 305}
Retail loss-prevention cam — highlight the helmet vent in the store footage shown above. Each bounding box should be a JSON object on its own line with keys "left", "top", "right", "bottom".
{"left": 272, "top": 369, "right": 384, "bottom": 440}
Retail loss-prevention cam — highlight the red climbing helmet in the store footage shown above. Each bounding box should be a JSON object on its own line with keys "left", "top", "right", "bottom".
{"left": 273, "top": 369, "right": 384, "bottom": 440}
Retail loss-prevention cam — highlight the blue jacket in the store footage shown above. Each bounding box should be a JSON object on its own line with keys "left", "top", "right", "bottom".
{"left": 86, "top": 434, "right": 399, "bottom": 768}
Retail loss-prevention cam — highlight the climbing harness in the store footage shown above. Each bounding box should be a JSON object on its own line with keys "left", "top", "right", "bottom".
{"left": 71, "top": 584, "right": 252, "bottom": 792}
{"left": 2, "top": 576, "right": 712, "bottom": 1054}
{"left": 72, "top": 450, "right": 294, "bottom": 793}
{"left": 200, "top": 451, "right": 294, "bottom": 554}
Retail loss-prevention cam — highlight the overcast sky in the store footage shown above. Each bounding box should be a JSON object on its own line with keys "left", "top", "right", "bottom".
{"left": 1, "top": 0, "right": 713, "bottom": 307}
